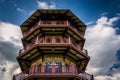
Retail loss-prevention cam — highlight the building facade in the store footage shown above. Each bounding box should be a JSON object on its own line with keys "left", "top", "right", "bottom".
{"left": 13, "top": 9, "right": 94, "bottom": 80}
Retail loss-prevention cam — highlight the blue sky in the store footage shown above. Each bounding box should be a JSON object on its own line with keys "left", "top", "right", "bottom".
{"left": 0, "top": 0, "right": 120, "bottom": 80}
{"left": 0, "top": 0, "right": 120, "bottom": 26}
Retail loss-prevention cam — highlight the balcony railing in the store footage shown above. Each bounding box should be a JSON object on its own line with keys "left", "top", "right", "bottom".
{"left": 13, "top": 65, "right": 93, "bottom": 80}
{"left": 19, "top": 37, "right": 87, "bottom": 55}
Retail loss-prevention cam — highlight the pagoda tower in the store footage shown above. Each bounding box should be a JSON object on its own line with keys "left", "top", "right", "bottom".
{"left": 13, "top": 9, "right": 94, "bottom": 80}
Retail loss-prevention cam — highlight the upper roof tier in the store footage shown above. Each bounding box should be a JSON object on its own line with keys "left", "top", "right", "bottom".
{"left": 21, "top": 9, "right": 87, "bottom": 34}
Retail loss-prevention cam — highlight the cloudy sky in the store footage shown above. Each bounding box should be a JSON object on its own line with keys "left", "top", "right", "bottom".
{"left": 0, "top": 0, "right": 120, "bottom": 80}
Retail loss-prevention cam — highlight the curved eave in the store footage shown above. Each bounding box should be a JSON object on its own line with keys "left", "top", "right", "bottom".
{"left": 66, "top": 10, "right": 86, "bottom": 35}
{"left": 21, "top": 9, "right": 86, "bottom": 34}
{"left": 21, "top": 10, "right": 40, "bottom": 32}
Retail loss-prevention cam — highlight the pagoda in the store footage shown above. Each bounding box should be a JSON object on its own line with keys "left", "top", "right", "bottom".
{"left": 13, "top": 9, "right": 94, "bottom": 80}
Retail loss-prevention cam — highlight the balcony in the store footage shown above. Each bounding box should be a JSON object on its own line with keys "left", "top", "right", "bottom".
{"left": 18, "top": 37, "right": 89, "bottom": 72}
{"left": 19, "top": 37, "right": 87, "bottom": 55}
{"left": 22, "top": 21, "right": 68, "bottom": 37}
{"left": 13, "top": 65, "right": 94, "bottom": 80}
{"left": 22, "top": 21, "right": 84, "bottom": 41}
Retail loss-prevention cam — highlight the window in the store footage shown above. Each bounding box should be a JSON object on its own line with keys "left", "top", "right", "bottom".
{"left": 45, "top": 62, "right": 52, "bottom": 73}
{"left": 55, "top": 62, "right": 62, "bottom": 72}
{"left": 65, "top": 64, "right": 70, "bottom": 72}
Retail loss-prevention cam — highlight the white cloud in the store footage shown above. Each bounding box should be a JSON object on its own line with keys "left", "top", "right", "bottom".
{"left": 95, "top": 72, "right": 120, "bottom": 80}
{"left": 0, "top": 22, "right": 22, "bottom": 45}
{"left": 84, "top": 16, "right": 120, "bottom": 79}
{"left": 97, "top": 16, "right": 119, "bottom": 26}
{"left": 101, "top": 12, "right": 108, "bottom": 16}
{"left": 17, "top": 7, "right": 26, "bottom": 14}
{"left": 86, "top": 21, "right": 95, "bottom": 25}
{"left": 0, "top": 22, "right": 22, "bottom": 79}
{"left": 49, "top": 1, "right": 56, "bottom": 9}
{"left": 0, "top": 60, "right": 21, "bottom": 80}
{"left": 37, "top": 0, "right": 56, "bottom": 9}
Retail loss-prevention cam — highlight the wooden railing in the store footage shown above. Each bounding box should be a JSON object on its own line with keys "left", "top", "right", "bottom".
{"left": 29, "top": 65, "right": 77, "bottom": 74}
{"left": 13, "top": 65, "right": 94, "bottom": 80}
{"left": 19, "top": 37, "right": 87, "bottom": 55}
